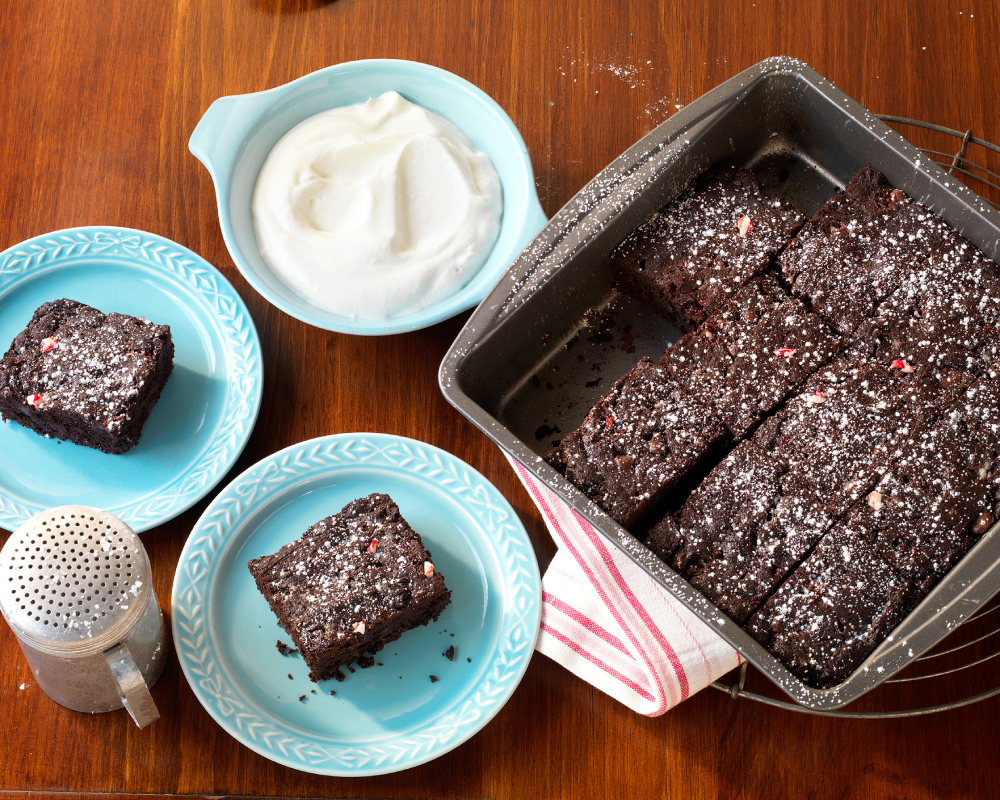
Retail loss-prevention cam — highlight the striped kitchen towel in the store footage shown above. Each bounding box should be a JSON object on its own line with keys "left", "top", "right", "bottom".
{"left": 508, "top": 455, "right": 741, "bottom": 715}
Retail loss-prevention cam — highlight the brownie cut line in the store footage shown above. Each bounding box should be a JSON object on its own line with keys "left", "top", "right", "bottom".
{"left": 248, "top": 493, "right": 452, "bottom": 683}
{"left": 0, "top": 298, "right": 174, "bottom": 454}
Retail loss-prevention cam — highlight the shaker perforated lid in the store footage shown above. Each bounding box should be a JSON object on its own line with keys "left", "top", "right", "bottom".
{"left": 0, "top": 506, "right": 152, "bottom": 653}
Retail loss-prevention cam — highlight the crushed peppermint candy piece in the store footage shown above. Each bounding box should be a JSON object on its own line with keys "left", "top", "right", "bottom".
{"left": 424, "top": 561, "right": 434, "bottom": 577}
{"left": 40, "top": 337, "right": 57, "bottom": 352}
{"left": 737, "top": 215, "right": 753, "bottom": 237}
{"left": 353, "top": 621, "right": 366, "bottom": 635}
{"left": 26, "top": 393, "right": 44, "bottom": 407}
{"left": 868, "top": 491, "right": 883, "bottom": 511}
{"left": 366, "top": 538, "right": 378, "bottom": 553}
{"left": 891, "top": 359, "right": 915, "bottom": 373}
{"left": 605, "top": 415, "right": 614, "bottom": 428}
{"left": 889, "top": 188, "right": 906, "bottom": 204}
{"left": 775, "top": 348, "right": 796, "bottom": 359}
{"left": 805, "top": 390, "right": 826, "bottom": 405}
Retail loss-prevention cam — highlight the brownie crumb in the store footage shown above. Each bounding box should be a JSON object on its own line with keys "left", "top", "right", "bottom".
{"left": 444, "top": 645, "right": 455, "bottom": 661}
{"left": 430, "top": 675, "right": 439, "bottom": 683}
{"left": 333, "top": 669, "right": 346, "bottom": 683}
{"left": 467, "top": 658, "right": 472, "bottom": 663}
{"left": 348, "top": 666, "right": 355, "bottom": 674}
{"left": 276, "top": 640, "right": 289, "bottom": 655}
{"left": 287, "top": 674, "right": 293, "bottom": 680}
{"left": 310, "top": 689, "right": 316, "bottom": 694}
{"left": 377, "top": 662, "right": 383, "bottom": 667}
{"left": 357, "top": 656, "right": 376, "bottom": 669}
{"left": 330, "top": 691, "right": 336, "bottom": 696}
{"left": 299, "top": 695, "right": 306, "bottom": 702}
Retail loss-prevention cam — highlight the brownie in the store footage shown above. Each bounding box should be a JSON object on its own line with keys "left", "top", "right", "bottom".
{"left": 844, "top": 412, "right": 996, "bottom": 597}
{"left": 647, "top": 353, "right": 949, "bottom": 627}
{"left": 761, "top": 355, "right": 949, "bottom": 518}
{"left": 847, "top": 299, "right": 977, "bottom": 406}
{"left": 0, "top": 299, "right": 174, "bottom": 454}
{"left": 545, "top": 357, "right": 729, "bottom": 529}
{"left": 247, "top": 494, "right": 451, "bottom": 682}
{"left": 779, "top": 166, "right": 954, "bottom": 334}
{"left": 610, "top": 167, "right": 805, "bottom": 332}
{"left": 882, "top": 234, "right": 1000, "bottom": 376}
{"left": 645, "top": 513, "right": 684, "bottom": 564}
{"left": 745, "top": 525, "right": 918, "bottom": 688}
{"left": 649, "top": 435, "right": 837, "bottom": 624}
{"left": 660, "top": 274, "right": 843, "bottom": 438}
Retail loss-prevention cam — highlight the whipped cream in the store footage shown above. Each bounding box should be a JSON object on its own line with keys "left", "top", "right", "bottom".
{"left": 251, "top": 91, "right": 503, "bottom": 319}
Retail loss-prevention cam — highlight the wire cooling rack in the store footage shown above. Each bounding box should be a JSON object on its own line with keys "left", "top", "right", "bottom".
{"left": 710, "top": 117, "right": 1000, "bottom": 718}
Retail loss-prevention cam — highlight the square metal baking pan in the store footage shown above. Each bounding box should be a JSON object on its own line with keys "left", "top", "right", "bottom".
{"left": 438, "top": 57, "right": 1000, "bottom": 710}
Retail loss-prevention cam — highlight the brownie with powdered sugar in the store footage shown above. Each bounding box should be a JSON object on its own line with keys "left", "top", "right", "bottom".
{"left": 248, "top": 494, "right": 451, "bottom": 682}
{"left": 647, "top": 434, "right": 837, "bottom": 624}
{"left": 0, "top": 298, "right": 173, "bottom": 454}
{"left": 745, "top": 525, "right": 918, "bottom": 688}
{"left": 760, "top": 355, "right": 949, "bottom": 518}
{"left": 865, "top": 234, "right": 1000, "bottom": 377}
{"left": 779, "top": 166, "right": 954, "bottom": 335}
{"left": 545, "top": 357, "right": 729, "bottom": 529}
{"left": 660, "top": 273, "right": 842, "bottom": 438}
{"left": 645, "top": 351, "right": 963, "bottom": 627}
{"left": 743, "top": 374, "right": 1000, "bottom": 685}
{"left": 844, "top": 412, "right": 995, "bottom": 597}
{"left": 610, "top": 167, "right": 805, "bottom": 332}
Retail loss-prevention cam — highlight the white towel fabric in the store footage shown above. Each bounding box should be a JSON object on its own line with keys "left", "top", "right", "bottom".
{"left": 508, "top": 455, "right": 741, "bottom": 715}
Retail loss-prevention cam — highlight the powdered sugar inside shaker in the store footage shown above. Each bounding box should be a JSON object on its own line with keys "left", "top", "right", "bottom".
{"left": 0, "top": 506, "right": 166, "bottom": 728}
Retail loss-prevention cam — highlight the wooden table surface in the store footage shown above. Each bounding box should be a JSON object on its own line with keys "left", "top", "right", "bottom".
{"left": 2, "top": 1, "right": 999, "bottom": 798}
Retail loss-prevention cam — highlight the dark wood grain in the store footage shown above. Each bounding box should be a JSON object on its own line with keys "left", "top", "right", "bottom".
{"left": 1, "top": 0, "right": 999, "bottom": 797}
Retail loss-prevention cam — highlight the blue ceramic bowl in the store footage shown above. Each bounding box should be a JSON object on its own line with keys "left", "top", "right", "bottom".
{"left": 190, "top": 60, "right": 547, "bottom": 335}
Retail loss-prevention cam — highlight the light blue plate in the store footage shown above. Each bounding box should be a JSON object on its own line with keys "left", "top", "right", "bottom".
{"left": 171, "top": 433, "right": 541, "bottom": 776}
{"left": 0, "top": 227, "right": 262, "bottom": 532}
{"left": 189, "top": 59, "right": 548, "bottom": 335}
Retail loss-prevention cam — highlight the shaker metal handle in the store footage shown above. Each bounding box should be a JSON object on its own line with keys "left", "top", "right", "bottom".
{"left": 103, "top": 642, "right": 160, "bottom": 729}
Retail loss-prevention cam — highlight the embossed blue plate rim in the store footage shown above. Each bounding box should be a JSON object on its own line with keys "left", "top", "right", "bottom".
{"left": 170, "top": 433, "right": 541, "bottom": 776}
{"left": 0, "top": 226, "right": 263, "bottom": 532}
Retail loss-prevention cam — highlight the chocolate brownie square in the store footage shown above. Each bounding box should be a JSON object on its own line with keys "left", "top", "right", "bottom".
{"left": 845, "top": 412, "right": 995, "bottom": 596}
{"left": 0, "top": 299, "right": 173, "bottom": 454}
{"left": 649, "top": 435, "right": 837, "bottom": 624}
{"left": 779, "top": 166, "right": 953, "bottom": 334}
{"left": 847, "top": 298, "right": 977, "bottom": 407}
{"left": 248, "top": 494, "right": 451, "bottom": 682}
{"left": 763, "top": 355, "right": 948, "bottom": 518}
{"left": 610, "top": 167, "right": 805, "bottom": 332}
{"left": 745, "top": 525, "right": 918, "bottom": 688}
{"left": 661, "top": 274, "right": 843, "bottom": 438}
{"left": 889, "top": 235, "right": 1000, "bottom": 375}
{"left": 545, "top": 357, "right": 729, "bottom": 529}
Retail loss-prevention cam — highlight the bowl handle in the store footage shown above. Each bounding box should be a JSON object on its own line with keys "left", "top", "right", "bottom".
{"left": 188, "top": 94, "right": 250, "bottom": 179}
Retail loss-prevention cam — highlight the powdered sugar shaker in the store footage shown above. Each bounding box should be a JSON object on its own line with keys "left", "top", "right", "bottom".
{"left": 0, "top": 506, "right": 166, "bottom": 728}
